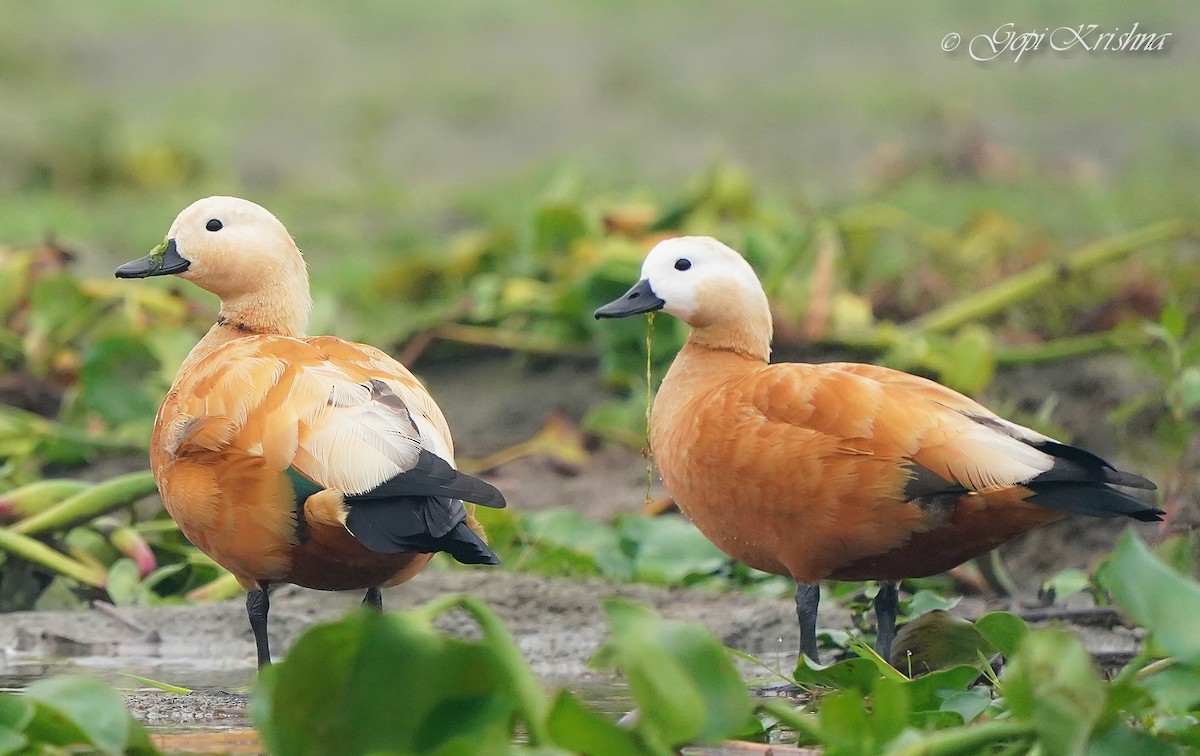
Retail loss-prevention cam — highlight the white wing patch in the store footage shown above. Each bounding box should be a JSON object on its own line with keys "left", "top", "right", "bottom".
{"left": 292, "top": 367, "right": 425, "bottom": 495}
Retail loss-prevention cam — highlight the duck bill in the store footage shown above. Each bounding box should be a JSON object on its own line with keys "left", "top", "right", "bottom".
{"left": 594, "top": 279, "right": 665, "bottom": 319}
{"left": 114, "top": 238, "right": 190, "bottom": 279}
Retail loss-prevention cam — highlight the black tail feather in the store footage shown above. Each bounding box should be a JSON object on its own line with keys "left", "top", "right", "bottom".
{"left": 1027, "top": 481, "right": 1163, "bottom": 522}
{"left": 345, "top": 495, "right": 502, "bottom": 565}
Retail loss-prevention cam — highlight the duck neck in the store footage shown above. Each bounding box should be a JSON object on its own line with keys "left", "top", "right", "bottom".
{"left": 686, "top": 311, "right": 772, "bottom": 364}
{"left": 179, "top": 271, "right": 312, "bottom": 375}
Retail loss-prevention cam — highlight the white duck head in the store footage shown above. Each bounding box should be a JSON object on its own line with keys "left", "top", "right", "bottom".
{"left": 595, "top": 236, "right": 773, "bottom": 360}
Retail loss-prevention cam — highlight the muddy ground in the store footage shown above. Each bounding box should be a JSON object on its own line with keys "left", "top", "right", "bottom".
{"left": 0, "top": 353, "right": 1168, "bottom": 723}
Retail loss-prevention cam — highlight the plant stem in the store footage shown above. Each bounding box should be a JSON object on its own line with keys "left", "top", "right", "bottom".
{"left": 0, "top": 527, "right": 107, "bottom": 586}
{"left": 11, "top": 471, "right": 157, "bottom": 536}
{"left": 912, "top": 220, "right": 1199, "bottom": 334}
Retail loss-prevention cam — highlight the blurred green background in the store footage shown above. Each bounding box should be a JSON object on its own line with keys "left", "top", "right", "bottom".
{"left": 3, "top": 0, "right": 1197, "bottom": 274}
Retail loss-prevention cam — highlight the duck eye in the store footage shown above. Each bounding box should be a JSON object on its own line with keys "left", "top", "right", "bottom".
{"left": 674, "top": 258, "right": 692, "bottom": 271}
{"left": 205, "top": 219, "right": 223, "bottom": 232}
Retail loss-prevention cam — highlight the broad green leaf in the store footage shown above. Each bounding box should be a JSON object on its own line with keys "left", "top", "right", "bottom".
{"left": 973, "top": 611, "right": 1028, "bottom": 658}
{"left": 594, "top": 599, "right": 752, "bottom": 746}
{"left": 1096, "top": 530, "right": 1200, "bottom": 665}
{"left": 619, "top": 515, "right": 729, "bottom": 585}
{"left": 1089, "top": 723, "right": 1183, "bottom": 756}
{"left": 1002, "top": 628, "right": 1105, "bottom": 755}
{"left": 0, "top": 695, "right": 33, "bottom": 731}
{"left": 1042, "top": 567, "right": 1091, "bottom": 601}
{"left": 545, "top": 690, "right": 647, "bottom": 755}
{"left": 940, "top": 324, "right": 995, "bottom": 395}
{"left": 105, "top": 558, "right": 143, "bottom": 606}
{"left": 902, "top": 665, "right": 983, "bottom": 714}
{"left": 77, "top": 334, "right": 161, "bottom": 426}
{"left": 0, "top": 727, "right": 27, "bottom": 756}
{"left": 1140, "top": 666, "right": 1200, "bottom": 714}
{"left": 870, "top": 677, "right": 909, "bottom": 745}
{"left": 793, "top": 651, "right": 904, "bottom": 693}
{"left": 888, "top": 610, "right": 991, "bottom": 674}
{"left": 24, "top": 675, "right": 152, "bottom": 755}
{"left": 816, "top": 690, "right": 871, "bottom": 755}
{"left": 253, "top": 609, "right": 525, "bottom": 756}
{"left": 938, "top": 688, "right": 992, "bottom": 725}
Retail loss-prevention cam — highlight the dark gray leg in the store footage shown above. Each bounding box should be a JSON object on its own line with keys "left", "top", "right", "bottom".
{"left": 362, "top": 587, "right": 383, "bottom": 611}
{"left": 874, "top": 581, "right": 900, "bottom": 661}
{"left": 247, "top": 583, "right": 271, "bottom": 669}
{"left": 794, "top": 582, "right": 821, "bottom": 663}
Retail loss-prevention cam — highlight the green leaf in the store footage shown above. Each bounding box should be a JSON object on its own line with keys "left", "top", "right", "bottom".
{"left": 105, "top": 558, "right": 143, "bottom": 606}
{"left": 253, "top": 609, "right": 525, "bottom": 756}
{"left": 0, "top": 695, "right": 33, "bottom": 731}
{"left": 1096, "top": 530, "right": 1200, "bottom": 665}
{"left": 619, "top": 515, "right": 729, "bottom": 585}
{"left": 77, "top": 334, "right": 161, "bottom": 426}
{"left": 0, "top": 727, "right": 27, "bottom": 756}
{"left": 888, "top": 610, "right": 992, "bottom": 674}
{"left": 23, "top": 675, "right": 152, "bottom": 755}
{"left": 938, "top": 688, "right": 992, "bottom": 725}
{"left": 1001, "top": 628, "right": 1106, "bottom": 755}
{"left": 901, "top": 665, "right": 983, "bottom": 714}
{"left": 793, "top": 650, "right": 904, "bottom": 694}
{"left": 816, "top": 690, "right": 871, "bottom": 755}
{"left": 545, "top": 690, "right": 647, "bottom": 755}
{"left": 1089, "top": 723, "right": 1184, "bottom": 756}
{"left": 593, "top": 599, "right": 753, "bottom": 746}
{"left": 870, "top": 677, "right": 909, "bottom": 745}
{"left": 940, "top": 324, "right": 996, "bottom": 394}
{"left": 1140, "top": 665, "right": 1200, "bottom": 714}
{"left": 973, "top": 611, "right": 1028, "bottom": 658}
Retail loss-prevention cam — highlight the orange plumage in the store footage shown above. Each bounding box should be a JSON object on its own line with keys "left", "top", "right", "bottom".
{"left": 118, "top": 197, "right": 505, "bottom": 667}
{"left": 597, "top": 236, "right": 1159, "bottom": 661}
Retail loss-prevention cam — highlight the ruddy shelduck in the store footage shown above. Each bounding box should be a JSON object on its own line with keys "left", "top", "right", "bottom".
{"left": 596, "top": 236, "right": 1160, "bottom": 661}
{"left": 116, "top": 197, "right": 505, "bottom": 667}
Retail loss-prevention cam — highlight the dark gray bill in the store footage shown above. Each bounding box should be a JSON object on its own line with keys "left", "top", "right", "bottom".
{"left": 115, "top": 238, "right": 190, "bottom": 278}
{"left": 594, "top": 279, "right": 666, "bottom": 319}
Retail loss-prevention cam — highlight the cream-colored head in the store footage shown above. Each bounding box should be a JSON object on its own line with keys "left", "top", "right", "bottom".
{"left": 595, "top": 236, "right": 773, "bottom": 360}
{"left": 165, "top": 196, "right": 306, "bottom": 300}
{"left": 117, "top": 196, "right": 312, "bottom": 347}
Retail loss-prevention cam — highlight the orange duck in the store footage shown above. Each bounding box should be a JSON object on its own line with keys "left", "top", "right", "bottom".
{"left": 596, "top": 236, "right": 1159, "bottom": 661}
{"left": 116, "top": 197, "right": 505, "bottom": 667}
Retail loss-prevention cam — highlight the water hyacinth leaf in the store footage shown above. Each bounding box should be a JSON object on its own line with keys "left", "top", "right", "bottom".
{"left": 545, "top": 690, "right": 647, "bottom": 755}
{"left": 619, "top": 515, "right": 729, "bottom": 585}
{"left": 77, "top": 334, "right": 161, "bottom": 426}
{"left": 793, "top": 652, "right": 902, "bottom": 693}
{"left": 940, "top": 324, "right": 996, "bottom": 395}
{"left": 253, "top": 609, "right": 527, "bottom": 756}
{"left": 1139, "top": 665, "right": 1200, "bottom": 714}
{"left": 105, "top": 557, "right": 143, "bottom": 605}
{"left": 870, "top": 676, "right": 910, "bottom": 746}
{"left": 0, "top": 695, "right": 33, "bottom": 731}
{"left": 815, "top": 690, "right": 872, "bottom": 755}
{"left": 1001, "top": 628, "right": 1106, "bottom": 754}
{"left": 888, "top": 609, "right": 991, "bottom": 674}
{"left": 973, "top": 611, "right": 1028, "bottom": 658}
{"left": 901, "top": 664, "right": 984, "bottom": 715}
{"left": 939, "top": 688, "right": 993, "bottom": 725}
{"left": 23, "top": 675, "right": 154, "bottom": 755}
{"left": 1042, "top": 567, "right": 1091, "bottom": 601}
{"left": 0, "top": 727, "right": 27, "bottom": 755}
{"left": 1088, "top": 723, "right": 1184, "bottom": 756}
{"left": 593, "top": 599, "right": 753, "bottom": 746}
{"left": 1096, "top": 530, "right": 1200, "bottom": 665}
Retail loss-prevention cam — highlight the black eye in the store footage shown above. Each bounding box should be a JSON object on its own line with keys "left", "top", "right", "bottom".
{"left": 206, "top": 219, "right": 223, "bottom": 232}
{"left": 674, "top": 258, "right": 692, "bottom": 271}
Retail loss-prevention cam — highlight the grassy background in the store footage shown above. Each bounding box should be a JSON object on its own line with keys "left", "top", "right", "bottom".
{"left": 2, "top": 1, "right": 1196, "bottom": 282}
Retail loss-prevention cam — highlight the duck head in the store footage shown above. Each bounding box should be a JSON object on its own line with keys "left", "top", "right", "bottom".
{"left": 115, "top": 196, "right": 306, "bottom": 299}
{"left": 595, "top": 236, "right": 772, "bottom": 360}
